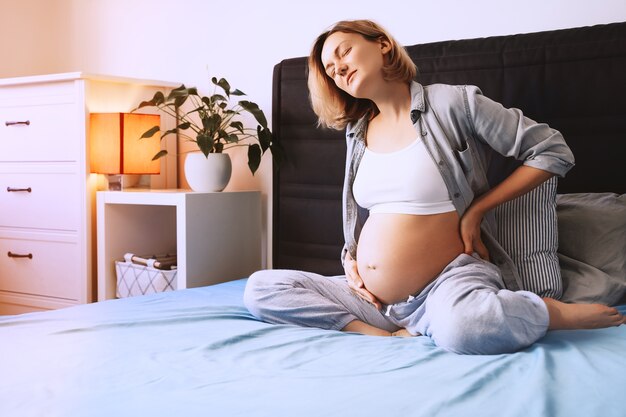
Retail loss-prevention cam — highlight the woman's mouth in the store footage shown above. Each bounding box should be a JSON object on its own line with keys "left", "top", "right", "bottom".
{"left": 347, "top": 70, "right": 357, "bottom": 85}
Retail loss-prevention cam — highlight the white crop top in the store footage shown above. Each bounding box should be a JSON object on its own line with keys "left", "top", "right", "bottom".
{"left": 353, "top": 138, "right": 456, "bottom": 215}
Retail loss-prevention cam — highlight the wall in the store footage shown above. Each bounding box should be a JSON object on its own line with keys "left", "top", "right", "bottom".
{"left": 0, "top": 0, "right": 71, "bottom": 76}
{"left": 2, "top": 0, "right": 625, "bottom": 267}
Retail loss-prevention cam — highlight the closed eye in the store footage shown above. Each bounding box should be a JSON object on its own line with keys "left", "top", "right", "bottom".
{"left": 325, "top": 46, "right": 351, "bottom": 78}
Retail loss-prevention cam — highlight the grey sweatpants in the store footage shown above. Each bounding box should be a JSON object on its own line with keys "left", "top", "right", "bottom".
{"left": 244, "top": 253, "right": 549, "bottom": 354}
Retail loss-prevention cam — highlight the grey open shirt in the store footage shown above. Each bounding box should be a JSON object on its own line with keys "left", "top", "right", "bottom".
{"left": 341, "top": 81, "right": 575, "bottom": 291}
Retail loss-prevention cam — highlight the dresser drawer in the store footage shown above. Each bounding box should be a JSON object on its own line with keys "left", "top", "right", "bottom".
{"left": 0, "top": 232, "right": 81, "bottom": 301}
{"left": 0, "top": 292, "right": 79, "bottom": 314}
{"left": 0, "top": 169, "right": 81, "bottom": 231}
{"left": 0, "top": 99, "right": 79, "bottom": 162}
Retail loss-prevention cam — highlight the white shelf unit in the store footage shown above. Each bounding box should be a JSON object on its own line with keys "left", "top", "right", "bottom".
{"left": 97, "top": 189, "right": 262, "bottom": 301}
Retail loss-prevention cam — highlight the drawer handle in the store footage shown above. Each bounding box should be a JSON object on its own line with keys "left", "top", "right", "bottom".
{"left": 7, "top": 187, "right": 32, "bottom": 193}
{"left": 7, "top": 251, "right": 33, "bottom": 259}
{"left": 5, "top": 120, "right": 31, "bottom": 126}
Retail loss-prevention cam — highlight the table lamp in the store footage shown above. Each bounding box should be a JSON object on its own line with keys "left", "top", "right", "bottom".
{"left": 89, "top": 113, "right": 161, "bottom": 190}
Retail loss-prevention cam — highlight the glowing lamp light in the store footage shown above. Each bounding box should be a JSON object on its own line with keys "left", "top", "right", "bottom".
{"left": 89, "top": 113, "right": 160, "bottom": 190}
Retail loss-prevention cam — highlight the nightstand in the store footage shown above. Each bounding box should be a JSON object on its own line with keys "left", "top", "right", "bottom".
{"left": 97, "top": 189, "right": 262, "bottom": 301}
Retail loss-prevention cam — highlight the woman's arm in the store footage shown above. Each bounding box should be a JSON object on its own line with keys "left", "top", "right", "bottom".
{"left": 457, "top": 86, "right": 573, "bottom": 259}
{"left": 460, "top": 165, "right": 554, "bottom": 260}
{"left": 463, "top": 85, "right": 575, "bottom": 178}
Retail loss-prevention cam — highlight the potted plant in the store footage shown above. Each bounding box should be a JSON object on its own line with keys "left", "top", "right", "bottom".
{"left": 134, "top": 77, "right": 282, "bottom": 191}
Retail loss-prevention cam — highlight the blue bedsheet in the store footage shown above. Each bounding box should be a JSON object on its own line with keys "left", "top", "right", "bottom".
{"left": 1, "top": 279, "right": 625, "bottom": 417}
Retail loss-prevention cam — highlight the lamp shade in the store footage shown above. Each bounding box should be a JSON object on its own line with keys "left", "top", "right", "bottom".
{"left": 89, "top": 113, "right": 161, "bottom": 174}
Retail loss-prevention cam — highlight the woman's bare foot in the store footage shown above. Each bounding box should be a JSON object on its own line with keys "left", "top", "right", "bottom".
{"left": 342, "top": 320, "right": 417, "bottom": 337}
{"left": 391, "top": 328, "right": 417, "bottom": 337}
{"left": 342, "top": 320, "right": 392, "bottom": 336}
{"left": 543, "top": 298, "right": 626, "bottom": 330}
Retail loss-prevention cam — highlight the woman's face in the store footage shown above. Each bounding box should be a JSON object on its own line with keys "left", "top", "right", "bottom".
{"left": 320, "top": 31, "right": 390, "bottom": 99}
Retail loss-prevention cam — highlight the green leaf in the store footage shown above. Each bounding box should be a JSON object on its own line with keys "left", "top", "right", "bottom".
{"left": 230, "top": 89, "right": 245, "bottom": 96}
{"left": 214, "top": 142, "right": 224, "bottom": 153}
{"left": 135, "top": 91, "right": 165, "bottom": 110}
{"left": 199, "top": 95, "right": 227, "bottom": 110}
{"left": 202, "top": 113, "right": 221, "bottom": 132}
{"left": 151, "top": 150, "right": 168, "bottom": 160}
{"left": 239, "top": 100, "right": 267, "bottom": 128}
{"left": 140, "top": 125, "right": 160, "bottom": 139}
{"left": 230, "top": 121, "right": 244, "bottom": 133}
{"left": 210, "top": 94, "right": 228, "bottom": 103}
{"left": 217, "top": 129, "right": 229, "bottom": 141}
{"left": 174, "top": 94, "right": 189, "bottom": 108}
{"left": 165, "top": 85, "right": 197, "bottom": 108}
{"left": 200, "top": 97, "right": 212, "bottom": 108}
{"left": 160, "top": 127, "right": 179, "bottom": 139}
{"left": 257, "top": 126, "right": 272, "bottom": 152}
{"left": 247, "top": 144, "right": 262, "bottom": 174}
{"left": 227, "top": 133, "right": 239, "bottom": 143}
{"left": 166, "top": 85, "right": 188, "bottom": 100}
{"left": 186, "top": 105, "right": 208, "bottom": 117}
{"left": 212, "top": 77, "right": 231, "bottom": 96}
{"left": 196, "top": 132, "right": 214, "bottom": 157}
{"left": 177, "top": 122, "right": 192, "bottom": 130}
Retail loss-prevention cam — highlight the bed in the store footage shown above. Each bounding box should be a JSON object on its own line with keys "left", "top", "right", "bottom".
{"left": 2, "top": 22, "right": 626, "bottom": 417}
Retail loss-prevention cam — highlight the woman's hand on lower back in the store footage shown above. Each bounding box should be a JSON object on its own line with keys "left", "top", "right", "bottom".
{"left": 459, "top": 206, "right": 490, "bottom": 261}
{"left": 459, "top": 166, "right": 555, "bottom": 263}
{"left": 344, "top": 252, "right": 382, "bottom": 310}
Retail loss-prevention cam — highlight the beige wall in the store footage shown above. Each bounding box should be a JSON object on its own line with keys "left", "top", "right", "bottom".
{"left": 0, "top": 0, "right": 72, "bottom": 76}
{"left": 2, "top": 0, "right": 625, "bottom": 266}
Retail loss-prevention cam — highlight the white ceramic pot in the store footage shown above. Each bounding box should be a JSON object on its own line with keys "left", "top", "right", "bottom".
{"left": 184, "top": 152, "right": 232, "bottom": 192}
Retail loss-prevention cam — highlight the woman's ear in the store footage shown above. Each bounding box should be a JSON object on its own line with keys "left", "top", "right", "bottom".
{"left": 380, "top": 38, "right": 392, "bottom": 55}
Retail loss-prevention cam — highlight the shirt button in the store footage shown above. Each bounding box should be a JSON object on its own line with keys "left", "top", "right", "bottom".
{"left": 438, "top": 160, "right": 444, "bottom": 165}
{"left": 453, "top": 193, "right": 460, "bottom": 198}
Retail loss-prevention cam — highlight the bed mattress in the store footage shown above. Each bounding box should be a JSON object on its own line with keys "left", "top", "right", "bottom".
{"left": 2, "top": 279, "right": 625, "bottom": 417}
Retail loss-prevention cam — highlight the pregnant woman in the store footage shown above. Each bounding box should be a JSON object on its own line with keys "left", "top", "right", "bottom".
{"left": 244, "top": 19, "right": 624, "bottom": 354}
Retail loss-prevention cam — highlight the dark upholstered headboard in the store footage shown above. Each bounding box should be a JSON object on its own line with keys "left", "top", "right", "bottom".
{"left": 272, "top": 22, "right": 626, "bottom": 275}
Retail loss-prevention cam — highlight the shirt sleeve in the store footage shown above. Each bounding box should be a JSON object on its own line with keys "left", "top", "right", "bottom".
{"left": 340, "top": 244, "right": 348, "bottom": 267}
{"left": 463, "top": 85, "right": 575, "bottom": 178}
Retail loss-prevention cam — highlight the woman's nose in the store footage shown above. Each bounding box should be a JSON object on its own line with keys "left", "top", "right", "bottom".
{"left": 337, "top": 63, "right": 348, "bottom": 76}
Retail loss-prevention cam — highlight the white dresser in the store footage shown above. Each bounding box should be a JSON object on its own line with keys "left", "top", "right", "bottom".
{"left": 0, "top": 73, "right": 178, "bottom": 315}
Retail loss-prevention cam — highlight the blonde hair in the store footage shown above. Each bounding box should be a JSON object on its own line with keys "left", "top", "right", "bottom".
{"left": 308, "top": 20, "right": 417, "bottom": 130}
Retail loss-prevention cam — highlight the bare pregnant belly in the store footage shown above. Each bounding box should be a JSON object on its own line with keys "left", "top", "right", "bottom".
{"left": 356, "top": 211, "right": 465, "bottom": 305}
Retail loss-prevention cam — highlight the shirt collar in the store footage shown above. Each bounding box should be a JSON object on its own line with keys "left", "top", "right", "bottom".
{"left": 346, "top": 80, "right": 425, "bottom": 139}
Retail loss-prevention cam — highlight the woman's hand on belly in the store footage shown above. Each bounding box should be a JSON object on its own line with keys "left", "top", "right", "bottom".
{"left": 344, "top": 251, "right": 382, "bottom": 310}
